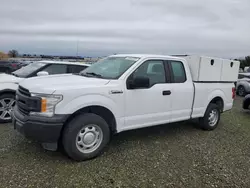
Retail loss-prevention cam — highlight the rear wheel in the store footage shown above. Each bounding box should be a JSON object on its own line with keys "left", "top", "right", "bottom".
{"left": 0, "top": 94, "right": 15, "bottom": 123}
{"left": 62, "top": 113, "right": 110, "bottom": 161}
{"left": 199, "top": 103, "right": 221, "bottom": 131}
{"left": 238, "top": 86, "right": 246, "bottom": 97}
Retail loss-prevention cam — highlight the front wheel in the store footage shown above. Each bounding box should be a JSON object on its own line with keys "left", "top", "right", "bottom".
{"left": 0, "top": 94, "right": 16, "bottom": 123}
{"left": 62, "top": 113, "right": 110, "bottom": 161}
{"left": 199, "top": 103, "right": 221, "bottom": 131}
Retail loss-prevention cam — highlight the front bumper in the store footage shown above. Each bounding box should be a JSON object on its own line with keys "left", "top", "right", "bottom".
{"left": 12, "top": 106, "right": 69, "bottom": 143}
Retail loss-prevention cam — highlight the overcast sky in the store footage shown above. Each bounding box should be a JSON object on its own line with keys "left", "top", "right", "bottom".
{"left": 0, "top": 0, "right": 250, "bottom": 58}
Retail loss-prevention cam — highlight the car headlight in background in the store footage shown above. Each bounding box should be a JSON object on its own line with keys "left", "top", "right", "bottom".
{"left": 30, "top": 93, "right": 63, "bottom": 117}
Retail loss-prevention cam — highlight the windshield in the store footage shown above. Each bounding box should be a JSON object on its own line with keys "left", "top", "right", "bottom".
{"left": 13, "top": 62, "right": 47, "bottom": 78}
{"left": 80, "top": 56, "right": 140, "bottom": 79}
{"left": 238, "top": 74, "right": 250, "bottom": 79}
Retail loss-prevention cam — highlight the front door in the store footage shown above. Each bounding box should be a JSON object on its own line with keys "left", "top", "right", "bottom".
{"left": 124, "top": 59, "right": 172, "bottom": 130}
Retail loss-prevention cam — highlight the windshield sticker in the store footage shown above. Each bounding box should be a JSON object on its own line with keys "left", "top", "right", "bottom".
{"left": 37, "top": 63, "right": 45, "bottom": 66}
{"left": 125, "top": 57, "right": 140, "bottom": 61}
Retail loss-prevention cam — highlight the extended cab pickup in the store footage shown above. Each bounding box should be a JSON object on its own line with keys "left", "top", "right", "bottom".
{"left": 12, "top": 54, "right": 240, "bottom": 161}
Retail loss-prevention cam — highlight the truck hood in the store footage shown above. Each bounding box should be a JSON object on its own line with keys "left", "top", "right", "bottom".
{"left": 0, "top": 73, "right": 23, "bottom": 83}
{"left": 19, "top": 74, "right": 110, "bottom": 94}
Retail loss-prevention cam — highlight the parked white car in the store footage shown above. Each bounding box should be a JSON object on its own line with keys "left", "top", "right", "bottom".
{"left": 0, "top": 61, "right": 89, "bottom": 123}
{"left": 13, "top": 54, "right": 239, "bottom": 161}
{"left": 236, "top": 73, "right": 250, "bottom": 96}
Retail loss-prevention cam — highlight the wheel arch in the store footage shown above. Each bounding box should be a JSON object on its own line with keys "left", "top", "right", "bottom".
{"left": 205, "top": 90, "right": 226, "bottom": 114}
{"left": 0, "top": 89, "right": 16, "bottom": 96}
{"left": 62, "top": 105, "right": 117, "bottom": 136}
{"left": 209, "top": 96, "right": 224, "bottom": 112}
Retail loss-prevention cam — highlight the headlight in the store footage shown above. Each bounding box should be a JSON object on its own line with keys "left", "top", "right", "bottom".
{"left": 30, "top": 93, "right": 63, "bottom": 117}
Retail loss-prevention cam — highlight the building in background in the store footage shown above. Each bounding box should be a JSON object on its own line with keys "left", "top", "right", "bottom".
{"left": 0, "top": 52, "right": 8, "bottom": 60}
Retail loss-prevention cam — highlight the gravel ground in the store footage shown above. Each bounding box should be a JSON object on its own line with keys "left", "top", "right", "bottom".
{"left": 0, "top": 97, "right": 250, "bottom": 188}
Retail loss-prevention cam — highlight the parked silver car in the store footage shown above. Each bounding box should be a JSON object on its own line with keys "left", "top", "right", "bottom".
{"left": 236, "top": 73, "right": 250, "bottom": 96}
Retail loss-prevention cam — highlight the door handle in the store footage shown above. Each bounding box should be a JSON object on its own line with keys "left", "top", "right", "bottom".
{"left": 162, "top": 90, "right": 171, "bottom": 96}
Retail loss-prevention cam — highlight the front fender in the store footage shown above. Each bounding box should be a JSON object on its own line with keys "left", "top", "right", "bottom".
{"left": 55, "top": 94, "right": 120, "bottom": 119}
{"left": 0, "top": 83, "right": 18, "bottom": 94}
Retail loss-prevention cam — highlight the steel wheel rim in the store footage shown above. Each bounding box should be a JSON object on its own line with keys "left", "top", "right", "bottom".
{"left": 238, "top": 87, "right": 244, "bottom": 96}
{"left": 76, "top": 124, "right": 103, "bottom": 154}
{"left": 208, "top": 109, "right": 219, "bottom": 127}
{"left": 0, "top": 98, "right": 15, "bottom": 120}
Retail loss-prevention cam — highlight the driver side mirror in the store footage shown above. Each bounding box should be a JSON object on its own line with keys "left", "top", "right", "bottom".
{"left": 37, "top": 71, "right": 49, "bottom": 76}
{"left": 128, "top": 76, "right": 150, "bottom": 89}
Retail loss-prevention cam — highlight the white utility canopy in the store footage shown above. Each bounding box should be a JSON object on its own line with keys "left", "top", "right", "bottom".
{"left": 183, "top": 55, "right": 240, "bottom": 82}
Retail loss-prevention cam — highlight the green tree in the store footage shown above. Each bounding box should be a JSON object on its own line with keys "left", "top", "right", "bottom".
{"left": 8, "top": 50, "right": 19, "bottom": 58}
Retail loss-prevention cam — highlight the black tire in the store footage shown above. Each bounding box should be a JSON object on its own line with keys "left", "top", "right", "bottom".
{"left": 237, "top": 86, "right": 246, "bottom": 97}
{"left": 199, "top": 103, "right": 221, "bottom": 131}
{"left": 62, "top": 113, "right": 110, "bottom": 161}
{"left": 0, "top": 93, "right": 15, "bottom": 123}
{"left": 243, "top": 99, "right": 250, "bottom": 110}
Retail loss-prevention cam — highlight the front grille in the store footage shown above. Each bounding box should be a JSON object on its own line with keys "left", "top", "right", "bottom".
{"left": 16, "top": 86, "right": 40, "bottom": 116}
{"left": 18, "top": 86, "right": 30, "bottom": 97}
{"left": 18, "top": 105, "right": 29, "bottom": 116}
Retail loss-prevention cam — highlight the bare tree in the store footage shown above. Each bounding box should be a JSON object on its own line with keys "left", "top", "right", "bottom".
{"left": 239, "top": 56, "right": 250, "bottom": 70}
{"left": 8, "top": 50, "right": 19, "bottom": 58}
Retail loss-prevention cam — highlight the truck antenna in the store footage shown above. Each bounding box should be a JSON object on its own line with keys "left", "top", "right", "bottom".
{"left": 76, "top": 40, "right": 79, "bottom": 57}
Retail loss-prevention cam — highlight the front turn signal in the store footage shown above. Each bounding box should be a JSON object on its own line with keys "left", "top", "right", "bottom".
{"left": 41, "top": 98, "right": 47, "bottom": 112}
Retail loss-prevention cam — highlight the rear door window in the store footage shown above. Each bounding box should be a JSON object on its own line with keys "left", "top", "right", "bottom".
{"left": 169, "top": 61, "right": 186, "bottom": 83}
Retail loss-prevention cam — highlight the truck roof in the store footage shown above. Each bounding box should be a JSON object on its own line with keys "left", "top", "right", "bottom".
{"left": 37, "top": 60, "right": 90, "bottom": 66}
{"left": 111, "top": 54, "right": 182, "bottom": 60}
{"left": 111, "top": 54, "right": 239, "bottom": 63}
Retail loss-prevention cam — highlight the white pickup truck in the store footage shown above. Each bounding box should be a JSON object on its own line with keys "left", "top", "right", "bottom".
{"left": 12, "top": 54, "right": 239, "bottom": 161}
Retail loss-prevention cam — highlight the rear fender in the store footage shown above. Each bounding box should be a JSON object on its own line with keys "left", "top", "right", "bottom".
{"left": 203, "top": 89, "right": 227, "bottom": 115}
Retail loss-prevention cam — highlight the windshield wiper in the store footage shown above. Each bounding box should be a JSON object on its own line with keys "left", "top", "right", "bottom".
{"left": 83, "top": 72, "right": 103, "bottom": 78}
{"left": 11, "top": 72, "right": 19, "bottom": 77}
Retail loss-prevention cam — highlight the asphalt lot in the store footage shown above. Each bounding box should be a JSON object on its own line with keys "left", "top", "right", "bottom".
{"left": 0, "top": 97, "right": 250, "bottom": 188}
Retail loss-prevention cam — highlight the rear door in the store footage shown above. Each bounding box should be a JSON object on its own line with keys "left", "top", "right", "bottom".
{"left": 167, "top": 60, "right": 194, "bottom": 122}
